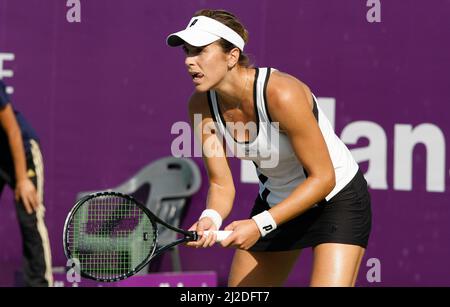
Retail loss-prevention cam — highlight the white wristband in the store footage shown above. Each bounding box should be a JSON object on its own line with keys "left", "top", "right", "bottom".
{"left": 199, "top": 209, "right": 222, "bottom": 230}
{"left": 252, "top": 210, "right": 277, "bottom": 237}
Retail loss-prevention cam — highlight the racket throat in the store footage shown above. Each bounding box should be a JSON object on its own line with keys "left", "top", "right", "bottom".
{"left": 187, "top": 231, "right": 199, "bottom": 241}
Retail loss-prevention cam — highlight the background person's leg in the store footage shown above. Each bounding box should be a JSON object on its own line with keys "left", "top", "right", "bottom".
{"left": 15, "top": 140, "right": 53, "bottom": 287}
{"left": 16, "top": 201, "right": 49, "bottom": 286}
{"left": 310, "top": 243, "right": 365, "bottom": 287}
{"left": 228, "top": 249, "right": 301, "bottom": 287}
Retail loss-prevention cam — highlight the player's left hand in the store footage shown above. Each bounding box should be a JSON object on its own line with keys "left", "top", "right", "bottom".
{"left": 220, "top": 219, "right": 261, "bottom": 250}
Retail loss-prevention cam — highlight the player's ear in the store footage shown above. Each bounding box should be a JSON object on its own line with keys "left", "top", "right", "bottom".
{"left": 227, "top": 47, "right": 240, "bottom": 70}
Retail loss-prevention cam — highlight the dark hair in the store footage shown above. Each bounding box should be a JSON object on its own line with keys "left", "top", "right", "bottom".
{"left": 194, "top": 9, "right": 251, "bottom": 67}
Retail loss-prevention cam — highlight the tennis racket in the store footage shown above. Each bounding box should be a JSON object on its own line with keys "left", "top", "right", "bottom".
{"left": 63, "top": 191, "right": 231, "bottom": 282}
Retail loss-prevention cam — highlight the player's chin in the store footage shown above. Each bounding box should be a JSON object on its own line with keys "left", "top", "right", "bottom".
{"left": 193, "top": 85, "right": 209, "bottom": 93}
{"left": 193, "top": 81, "right": 212, "bottom": 93}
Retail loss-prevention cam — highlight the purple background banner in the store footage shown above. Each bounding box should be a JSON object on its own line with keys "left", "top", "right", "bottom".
{"left": 0, "top": 0, "right": 449, "bottom": 286}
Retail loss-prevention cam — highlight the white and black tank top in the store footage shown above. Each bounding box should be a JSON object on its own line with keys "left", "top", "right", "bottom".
{"left": 207, "top": 67, "right": 358, "bottom": 207}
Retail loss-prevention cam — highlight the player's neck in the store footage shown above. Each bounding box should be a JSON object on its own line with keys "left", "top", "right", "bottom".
{"left": 214, "top": 67, "right": 253, "bottom": 109}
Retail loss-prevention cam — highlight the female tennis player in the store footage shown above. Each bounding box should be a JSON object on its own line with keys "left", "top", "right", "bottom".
{"left": 166, "top": 9, "right": 372, "bottom": 287}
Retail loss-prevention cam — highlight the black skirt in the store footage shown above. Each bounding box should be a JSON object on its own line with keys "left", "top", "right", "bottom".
{"left": 249, "top": 169, "right": 372, "bottom": 251}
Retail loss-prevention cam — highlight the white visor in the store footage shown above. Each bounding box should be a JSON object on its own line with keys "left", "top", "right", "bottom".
{"left": 166, "top": 16, "right": 245, "bottom": 51}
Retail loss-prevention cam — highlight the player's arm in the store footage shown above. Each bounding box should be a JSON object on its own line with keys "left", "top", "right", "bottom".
{"left": 265, "top": 72, "right": 336, "bottom": 226}
{"left": 188, "top": 91, "right": 236, "bottom": 220}
{"left": 186, "top": 91, "right": 235, "bottom": 247}
{"left": 0, "top": 103, "right": 38, "bottom": 214}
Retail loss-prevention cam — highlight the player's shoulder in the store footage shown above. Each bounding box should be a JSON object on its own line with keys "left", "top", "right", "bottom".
{"left": 266, "top": 69, "right": 313, "bottom": 110}
{"left": 188, "top": 90, "right": 212, "bottom": 118}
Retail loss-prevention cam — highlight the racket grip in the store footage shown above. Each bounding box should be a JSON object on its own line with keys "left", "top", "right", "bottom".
{"left": 203, "top": 230, "right": 232, "bottom": 242}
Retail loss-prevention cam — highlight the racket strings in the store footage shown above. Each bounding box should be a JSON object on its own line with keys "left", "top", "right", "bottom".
{"left": 67, "top": 194, "right": 156, "bottom": 280}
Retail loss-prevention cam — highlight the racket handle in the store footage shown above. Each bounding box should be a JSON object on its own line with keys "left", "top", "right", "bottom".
{"left": 203, "top": 230, "right": 232, "bottom": 242}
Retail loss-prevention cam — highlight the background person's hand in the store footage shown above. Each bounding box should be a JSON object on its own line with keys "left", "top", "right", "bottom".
{"left": 15, "top": 178, "right": 39, "bottom": 215}
{"left": 220, "top": 219, "right": 261, "bottom": 250}
{"left": 186, "top": 217, "right": 218, "bottom": 248}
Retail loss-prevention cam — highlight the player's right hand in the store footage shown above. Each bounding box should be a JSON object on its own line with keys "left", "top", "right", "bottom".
{"left": 15, "top": 178, "right": 39, "bottom": 215}
{"left": 186, "top": 217, "right": 218, "bottom": 248}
